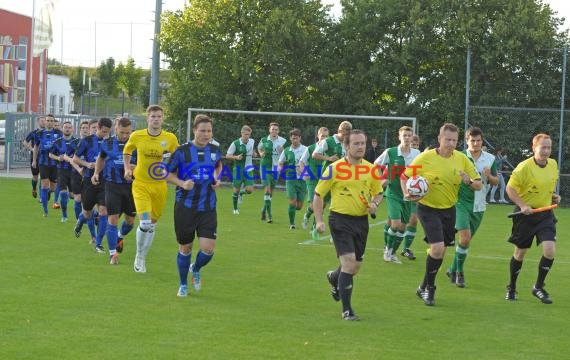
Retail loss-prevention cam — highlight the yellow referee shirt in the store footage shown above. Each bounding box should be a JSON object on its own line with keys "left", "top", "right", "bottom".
{"left": 404, "top": 149, "right": 480, "bottom": 209}
{"left": 507, "top": 157, "right": 558, "bottom": 208}
{"left": 315, "top": 158, "right": 383, "bottom": 216}
{"left": 123, "top": 129, "right": 179, "bottom": 183}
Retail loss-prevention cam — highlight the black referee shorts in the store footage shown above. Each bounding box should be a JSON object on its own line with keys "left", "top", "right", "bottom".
{"left": 105, "top": 182, "right": 136, "bottom": 217}
{"left": 417, "top": 203, "right": 456, "bottom": 246}
{"left": 328, "top": 211, "right": 369, "bottom": 261}
{"left": 508, "top": 209, "right": 556, "bottom": 249}
{"left": 174, "top": 202, "right": 217, "bottom": 245}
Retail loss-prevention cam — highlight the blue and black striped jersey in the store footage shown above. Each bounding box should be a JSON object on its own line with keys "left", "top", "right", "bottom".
{"left": 50, "top": 136, "right": 77, "bottom": 170}
{"left": 36, "top": 129, "right": 63, "bottom": 166}
{"left": 75, "top": 134, "right": 105, "bottom": 178}
{"left": 168, "top": 142, "right": 222, "bottom": 211}
{"left": 99, "top": 136, "right": 137, "bottom": 184}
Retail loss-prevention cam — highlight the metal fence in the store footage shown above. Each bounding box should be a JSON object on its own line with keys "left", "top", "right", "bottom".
{"left": 1, "top": 113, "right": 141, "bottom": 171}
{"left": 467, "top": 106, "right": 570, "bottom": 205}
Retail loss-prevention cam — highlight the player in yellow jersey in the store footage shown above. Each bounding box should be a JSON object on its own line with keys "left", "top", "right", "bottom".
{"left": 314, "top": 129, "right": 383, "bottom": 321}
{"left": 504, "top": 134, "right": 560, "bottom": 304}
{"left": 401, "top": 123, "right": 481, "bottom": 306}
{"left": 123, "top": 105, "right": 179, "bottom": 273}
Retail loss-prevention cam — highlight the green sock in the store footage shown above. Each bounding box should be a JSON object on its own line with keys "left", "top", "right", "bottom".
{"left": 232, "top": 193, "right": 238, "bottom": 210}
{"left": 456, "top": 245, "right": 468, "bottom": 272}
{"left": 383, "top": 224, "right": 390, "bottom": 248}
{"left": 403, "top": 226, "right": 416, "bottom": 249}
{"left": 265, "top": 195, "right": 272, "bottom": 218}
{"left": 387, "top": 227, "right": 397, "bottom": 251}
{"left": 305, "top": 206, "right": 314, "bottom": 219}
{"left": 393, "top": 232, "right": 404, "bottom": 252}
{"left": 288, "top": 204, "right": 296, "bottom": 225}
{"left": 240, "top": 189, "right": 246, "bottom": 196}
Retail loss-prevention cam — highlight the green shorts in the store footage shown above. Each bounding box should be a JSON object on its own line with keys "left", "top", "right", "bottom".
{"left": 260, "top": 165, "right": 278, "bottom": 188}
{"left": 286, "top": 179, "right": 307, "bottom": 201}
{"left": 306, "top": 180, "right": 317, "bottom": 203}
{"left": 455, "top": 201, "right": 484, "bottom": 236}
{"left": 410, "top": 201, "right": 417, "bottom": 214}
{"left": 232, "top": 169, "right": 254, "bottom": 188}
{"left": 386, "top": 195, "right": 412, "bottom": 224}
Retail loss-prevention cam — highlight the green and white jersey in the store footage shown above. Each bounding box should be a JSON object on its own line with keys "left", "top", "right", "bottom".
{"left": 258, "top": 135, "right": 286, "bottom": 167}
{"left": 279, "top": 143, "right": 308, "bottom": 179}
{"left": 227, "top": 138, "right": 255, "bottom": 169}
{"left": 458, "top": 150, "right": 497, "bottom": 212}
{"left": 375, "top": 146, "right": 420, "bottom": 199}
{"left": 300, "top": 142, "right": 321, "bottom": 182}
{"left": 313, "top": 134, "right": 344, "bottom": 166}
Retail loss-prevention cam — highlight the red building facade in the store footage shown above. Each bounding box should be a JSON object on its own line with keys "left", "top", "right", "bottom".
{"left": 0, "top": 9, "right": 48, "bottom": 113}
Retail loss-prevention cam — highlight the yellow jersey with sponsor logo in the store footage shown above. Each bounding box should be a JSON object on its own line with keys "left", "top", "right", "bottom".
{"left": 123, "top": 129, "right": 179, "bottom": 183}
{"left": 507, "top": 157, "right": 558, "bottom": 208}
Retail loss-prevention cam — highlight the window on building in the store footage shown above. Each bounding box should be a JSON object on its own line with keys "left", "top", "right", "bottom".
{"left": 50, "top": 94, "right": 56, "bottom": 114}
{"left": 59, "top": 96, "right": 65, "bottom": 114}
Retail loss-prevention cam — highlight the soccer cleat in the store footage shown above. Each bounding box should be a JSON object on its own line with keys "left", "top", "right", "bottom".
{"left": 505, "top": 285, "right": 517, "bottom": 301}
{"left": 499, "top": 199, "right": 509, "bottom": 204}
{"left": 177, "top": 285, "right": 188, "bottom": 297}
{"left": 52, "top": 203, "right": 61, "bottom": 209}
{"left": 74, "top": 220, "right": 83, "bottom": 238}
{"left": 389, "top": 254, "right": 402, "bottom": 264}
{"left": 95, "top": 245, "right": 105, "bottom": 254}
{"left": 238, "top": 194, "right": 243, "bottom": 204}
{"left": 61, "top": 216, "right": 68, "bottom": 223}
{"left": 116, "top": 239, "right": 124, "bottom": 254}
{"left": 446, "top": 269, "right": 457, "bottom": 284}
{"left": 43, "top": 212, "right": 48, "bottom": 218}
{"left": 326, "top": 271, "right": 340, "bottom": 302}
{"left": 192, "top": 270, "right": 201, "bottom": 291}
{"left": 133, "top": 254, "right": 146, "bottom": 273}
{"left": 401, "top": 248, "right": 416, "bottom": 260}
{"left": 267, "top": 217, "right": 273, "bottom": 224}
{"left": 532, "top": 287, "right": 553, "bottom": 304}
{"left": 383, "top": 247, "right": 392, "bottom": 262}
{"left": 416, "top": 286, "right": 425, "bottom": 300}
{"left": 455, "top": 272, "right": 465, "bottom": 288}
{"left": 109, "top": 253, "right": 119, "bottom": 265}
{"left": 89, "top": 237, "right": 96, "bottom": 245}
{"left": 290, "top": 224, "right": 296, "bottom": 230}
{"left": 302, "top": 214, "right": 309, "bottom": 229}
{"left": 488, "top": 199, "right": 496, "bottom": 203}
{"left": 32, "top": 190, "right": 38, "bottom": 198}
{"left": 341, "top": 310, "right": 360, "bottom": 321}
{"left": 233, "top": 209, "right": 239, "bottom": 215}
{"left": 261, "top": 210, "right": 266, "bottom": 221}
{"left": 422, "top": 286, "right": 436, "bottom": 306}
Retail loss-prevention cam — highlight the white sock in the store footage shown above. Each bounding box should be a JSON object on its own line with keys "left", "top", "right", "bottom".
{"left": 141, "top": 229, "right": 155, "bottom": 257}
{"left": 136, "top": 227, "right": 145, "bottom": 257}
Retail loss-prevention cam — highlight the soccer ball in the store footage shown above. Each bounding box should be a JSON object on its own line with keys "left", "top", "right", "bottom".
{"left": 406, "top": 176, "right": 429, "bottom": 197}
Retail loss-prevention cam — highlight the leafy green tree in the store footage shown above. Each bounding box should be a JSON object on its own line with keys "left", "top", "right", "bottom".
{"left": 116, "top": 57, "right": 143, "bottom": 99}
{"left": 97, "top": 57, "right": 118, "bottom": 97}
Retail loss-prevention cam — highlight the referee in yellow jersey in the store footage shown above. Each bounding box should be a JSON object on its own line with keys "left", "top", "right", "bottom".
{"left": 505, "top": 134, "right": 560, "bottom": 304}
{"left": 401, "top": 123, "right": 481, "bottom": 306}
{"left": 123, "top": 105, "right": 179, "bottom": 273}
{"left": 313, "top": 129, "right": 383, "bottom": 321}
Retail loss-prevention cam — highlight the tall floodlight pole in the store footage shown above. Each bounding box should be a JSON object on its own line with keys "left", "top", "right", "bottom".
{"left": 464, "top": 46, "right": 471, "bottom": 150}
{"left": 557, "top": 46, "right": 567, "bottom": 194}
{"left": 149, "top": 0, "right": 162, "bottom": 105}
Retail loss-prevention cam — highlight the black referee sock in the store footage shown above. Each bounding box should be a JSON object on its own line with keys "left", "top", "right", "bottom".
{"left": 509, "top": 257, "right": 523, "bottom": 289}
{"left": 338, "top": 272, "right": 354, "bottom": 313}
{"left": 425, "top": 255, "right": 442, "bottom": 287}
{"left": 535, "top": 256, "right": 554, "bottom": 289}
{"left": 330, "top": 266, "right": 341, "bottom": 286}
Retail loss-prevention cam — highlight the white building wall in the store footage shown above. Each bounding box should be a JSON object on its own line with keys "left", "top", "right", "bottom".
{"left": 46, "top": 74, "right": 73, "bottom": 115}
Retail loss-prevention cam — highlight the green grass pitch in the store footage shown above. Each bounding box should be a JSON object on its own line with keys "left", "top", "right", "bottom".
{"left": 1, "top": 177, "right": 569, "bottom": 359}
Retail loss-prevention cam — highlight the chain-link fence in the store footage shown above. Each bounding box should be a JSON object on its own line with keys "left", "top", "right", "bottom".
{"left": 468, "top": 106, "right": 570, "bottom": 205}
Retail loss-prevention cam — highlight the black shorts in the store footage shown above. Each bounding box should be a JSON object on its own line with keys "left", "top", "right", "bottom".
{"left": 105, "top": 182, "right": 136, "bottom": 217}
{"left": 174, "top": 202, "right": 217, "bottom": 245}
{"left": 328, "top": 211, "right": 369, "bottom": 261}
{"left": 508, "top": 209, "right": 557, "bottom": 249}
{"left": 30, "top": 154, "right": 39, "bottom": 176}
{"left": 417, "top": 203, "right": 456, "bottom": 246}
{"left": 39, "top": 165, "right": 58, "bottom": 182}
{"left": 71, "top": 171, "right": 83, "bottom": 195}
{"left": 81, "top": 178, "right": 106, "bottom": 210}
{"left": 57, "top": 168, "right": 72, "bottom": 192}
